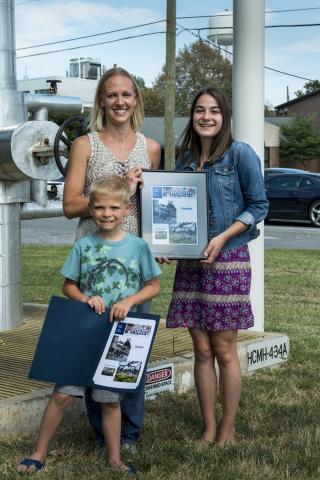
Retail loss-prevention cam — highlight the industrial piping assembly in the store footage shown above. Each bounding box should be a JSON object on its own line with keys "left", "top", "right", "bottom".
{"left": 0, "top": 0, "right": 82, "bottom": 330}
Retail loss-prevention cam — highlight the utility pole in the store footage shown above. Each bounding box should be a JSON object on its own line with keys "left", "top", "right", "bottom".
{"left": 164, "top": 0, "right": 176, "bottom": 170}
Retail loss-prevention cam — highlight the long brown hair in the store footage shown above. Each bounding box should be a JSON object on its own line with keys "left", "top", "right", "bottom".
{"left": 178, "top": 87, "right": 233, "bottom": 165}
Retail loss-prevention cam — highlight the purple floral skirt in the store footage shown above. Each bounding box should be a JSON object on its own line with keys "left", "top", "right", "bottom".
{"left": 166, "top": 245, "right": 254, "bottom": 331}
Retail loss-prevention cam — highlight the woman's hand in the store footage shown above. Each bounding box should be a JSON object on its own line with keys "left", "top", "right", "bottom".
{"left": 87, "top": 296, "right": 105, "bottom": 315}
{"left": 201, "top": 234, "right": 227, "bottom": 264}
{"left": 156, "top": 256, "right": 172, "bottom": 265}
{"left": 126, "top": 166, "right": 143, "bottom": 196}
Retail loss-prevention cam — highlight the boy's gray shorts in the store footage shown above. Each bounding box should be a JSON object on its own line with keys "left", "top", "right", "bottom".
{"left": 54, "top": 384, "right": 122, "bottom": 403}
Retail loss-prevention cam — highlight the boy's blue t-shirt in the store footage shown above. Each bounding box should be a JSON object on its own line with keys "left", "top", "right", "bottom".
{"left": 61, "top": 233, "right": 161, "bottom": 310}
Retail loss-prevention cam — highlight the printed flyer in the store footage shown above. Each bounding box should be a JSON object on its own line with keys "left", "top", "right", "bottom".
{"left": 93, "top": 318, "right": 156, "bottom": 390}
{"left": 151, "top": 185, "right": 198, "bottom": 246}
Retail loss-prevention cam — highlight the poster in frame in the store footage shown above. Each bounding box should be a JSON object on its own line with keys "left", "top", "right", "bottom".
{"left": 140, "top": 170, "right": 209, "bottom": 259}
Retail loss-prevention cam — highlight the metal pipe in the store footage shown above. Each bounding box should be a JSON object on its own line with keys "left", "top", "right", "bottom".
{"left": 20, "top": 200, "right": 63, "bottom": 220}
{"left": 24, "top": 93, "right": 82, "bottom": 115}
{"left": 0, "top": 1, "right": 26, "bottom": 128}
{"left": 0, "top": 120, "right": 62, "bottom": 181}
{"left": 31, "top": 107, "right": 48, "bottom": 122}
{"left": 0, "top": 202, "right": 22, "bottom": 330}
{"left": 30, "top": 180, "right": 47, "bottom": 206}
{"left": 29, "top": 108, "right": 49, "bottom": 205}
{"left": 233, "top": 0, "right": 265, "bottom": 331}
{"left": 0, "top": 0, "right": 16, "bottom": 92}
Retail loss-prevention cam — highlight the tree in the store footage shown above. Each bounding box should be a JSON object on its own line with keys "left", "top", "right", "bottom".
{"left": 133, "top": 75, "right": 146, "bottom": 90}
{"left": 280, "top": 115, "right": 320, "bottom": 170}
{"left": 141, "top": 87, "right": 164, "bottom": 116}
{"left": 294, "top": 80, "right": 320, "bottom": 98}
{"left": 143, "top": 40, "right": 232, "bottom": 116}
{"left": 264, "top": 102, "right": 276, "bottom": 116}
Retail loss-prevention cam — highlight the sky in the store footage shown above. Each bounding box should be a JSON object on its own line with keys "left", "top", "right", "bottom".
{"left": 14, "top": 0, "right": 320, "bottom": 108}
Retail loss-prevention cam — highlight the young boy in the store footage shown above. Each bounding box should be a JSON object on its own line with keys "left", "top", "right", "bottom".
{"left": 17, "top": 176, "right": 161, "bottom": 474}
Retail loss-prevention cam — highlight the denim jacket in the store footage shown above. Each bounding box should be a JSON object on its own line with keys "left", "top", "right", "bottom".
{"left": 176, "top": 141, "right": 269, "bottom": 251}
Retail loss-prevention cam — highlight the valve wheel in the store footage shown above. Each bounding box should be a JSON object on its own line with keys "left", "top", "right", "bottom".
{"left": 53, "top": 115, "right": 87, "bottom": 177}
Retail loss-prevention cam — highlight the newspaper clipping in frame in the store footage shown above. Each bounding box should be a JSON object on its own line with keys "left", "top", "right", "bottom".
{"left": 151, "top": 185, "right": 198, "bottom": 246}
{"left": 93, "top": 318, "right": 156, "bottom": 390}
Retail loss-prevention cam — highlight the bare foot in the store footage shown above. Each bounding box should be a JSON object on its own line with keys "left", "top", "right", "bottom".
{"left": 216, "top": 429, "right": 236, "bottom": 447}
{"left": 200, "top": 428, "right": 216, "bottom": 444}
{"left": 16, "top": 453, "right": 46, "bottom": 474}
{"left": 109, "top": 461, "right": 137, "bottom": 474}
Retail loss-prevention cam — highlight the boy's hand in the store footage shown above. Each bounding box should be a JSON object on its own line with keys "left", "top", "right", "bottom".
{"left": 109, "top": 298, "right": 133, "bottom": 322}
{"left": 87, "top": 296, "right": 105, "bottom": 315}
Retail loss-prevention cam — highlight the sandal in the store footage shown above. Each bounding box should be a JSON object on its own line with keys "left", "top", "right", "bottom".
{"left": 17, "top": 458, "right": 45, "bottom": 473}
{"left": 110, "top": 463, "right": 137, "bottom": 475}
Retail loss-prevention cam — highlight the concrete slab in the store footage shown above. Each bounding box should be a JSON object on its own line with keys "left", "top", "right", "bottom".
{"left": 0, "top": 304, "right": 289, "bottom": 439}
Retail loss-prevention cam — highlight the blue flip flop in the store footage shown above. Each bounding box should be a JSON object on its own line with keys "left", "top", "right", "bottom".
{"left": 128, "top": 465, "right": 137, "bottom": 475}
{"left": 18, "top": 458, "right": 45, "bottom": 473}
{"left": 110, "top": 464, "right": 137, "bottom": 475}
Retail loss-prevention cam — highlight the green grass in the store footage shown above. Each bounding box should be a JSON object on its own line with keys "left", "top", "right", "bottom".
{"left": 1, "top": 247, "right": 319, "bottom": 479}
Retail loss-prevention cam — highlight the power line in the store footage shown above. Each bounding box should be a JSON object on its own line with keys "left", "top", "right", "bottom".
{"left": 265, "top": 7, "right": 320, "bottom": 14}
{"left": 17, "top": 20, "right": 166, "bottom": 51}
{"left": 264, "top": 67, "right": 313, "bottom": 81}
{"left": 16, "top": 6, "right": 320, "bottom": 51}
{"left": 16, "top": 0, "right": 39, "bottom": 4}
{"left": 17, "top": 21, "right": 315, "bottom": 83}
{"left": 16, "top": 30, "right": 166, "bottom": 59}
{"left": 16, "top": 20, "right": 320, "bottom": 53}
{"left": 15, "top": 12, "right": 316, "bottom": 83}
{"left": 177, "top": 7, "right": 320, "bottom": 19}
{"left": 177, "top": 22, "right": 315, "bottom": 83}
{"left": 191, "top": 23, "right": 320, "bottom": 32}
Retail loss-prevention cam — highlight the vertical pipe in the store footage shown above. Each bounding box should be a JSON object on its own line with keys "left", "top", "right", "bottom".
{"left": 0, "top": 0, "right": 25, "bottom": 330}
{"left": 164, "top": 0, "right": 176, "bottom": 170}
{"left": 30, "top": 108, "right": 48, "bottom": 205}
{"left": 0, "top": 203, "right": 22, "bottom": 330}
{"left": 0, "top": 0, "right": 17, "bottom": 92}
{"left": 0, "top": 0, "right": 26, "bottom": 127}
{"left": 233, "top": 0, "right": 265, "bottom": 331}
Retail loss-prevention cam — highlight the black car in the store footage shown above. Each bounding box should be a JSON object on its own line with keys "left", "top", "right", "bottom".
{"left": 264, "top": 167, "right": 308, "bottom": 183}
{"left": 265, "top": 172, "right": 320, "bottom": 227}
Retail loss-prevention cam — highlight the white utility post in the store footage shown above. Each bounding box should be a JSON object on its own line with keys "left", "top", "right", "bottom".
{"left": 232, "top": 0, "right": 265, "bottom": 331}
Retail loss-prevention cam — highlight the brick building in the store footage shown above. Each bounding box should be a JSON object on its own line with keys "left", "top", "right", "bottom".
{"left": 275, "top": 90, "right": 320, "bottom": 171}
{"left": 275, "top": 89, "right": 320, "bottom": 126}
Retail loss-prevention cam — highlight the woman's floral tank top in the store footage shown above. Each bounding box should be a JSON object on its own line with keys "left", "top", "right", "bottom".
{"left": 76, "top": 131, "right": 151, "bottom": 239}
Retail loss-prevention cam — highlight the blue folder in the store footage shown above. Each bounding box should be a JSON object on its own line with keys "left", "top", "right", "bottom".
{"left": 29, "top": 296, "right": 160, "bottom": 391}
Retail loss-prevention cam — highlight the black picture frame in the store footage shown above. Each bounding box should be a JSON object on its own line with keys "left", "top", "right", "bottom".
{"left": 139, "top": 170, "right": 209, "bottom": 259}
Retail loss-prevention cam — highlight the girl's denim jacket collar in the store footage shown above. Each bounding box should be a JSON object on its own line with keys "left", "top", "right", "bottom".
{"left": 176, "top": 141, "right": 269, "bottom": 251}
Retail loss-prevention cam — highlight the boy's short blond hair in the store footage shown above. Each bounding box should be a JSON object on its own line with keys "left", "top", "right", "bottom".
{"left": 89, "top": 176, "right": 131, "bottom": 205}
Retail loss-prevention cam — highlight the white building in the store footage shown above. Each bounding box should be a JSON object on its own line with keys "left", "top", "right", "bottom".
{"left": 69, "top": 57, "right": 105, "bottom": 80}
{"left": 17, "top": 58, "right": 107, "bottom": 109}
{"left": 17, "top": 76, "right": 97, "bottom": 109}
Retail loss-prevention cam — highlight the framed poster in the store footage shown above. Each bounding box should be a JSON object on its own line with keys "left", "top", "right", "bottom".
{"left": 140, "top": 170, "right": 209, "bottom": 259}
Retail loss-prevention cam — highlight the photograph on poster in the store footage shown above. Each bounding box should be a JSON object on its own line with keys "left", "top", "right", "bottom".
{"left": 114, "top": 360, "right": 142, "bottom": 383}
{"left": 101, "top": 366, "right": 116, "bottom": 377}
{"left": 152, "top": 185, "right": 198, "bottom": 246}
{"left": 125, "top": 323, "right": 152, "bottom": 336}
{"left": 106, "top": 335, "right": 131, "bottom": 362}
